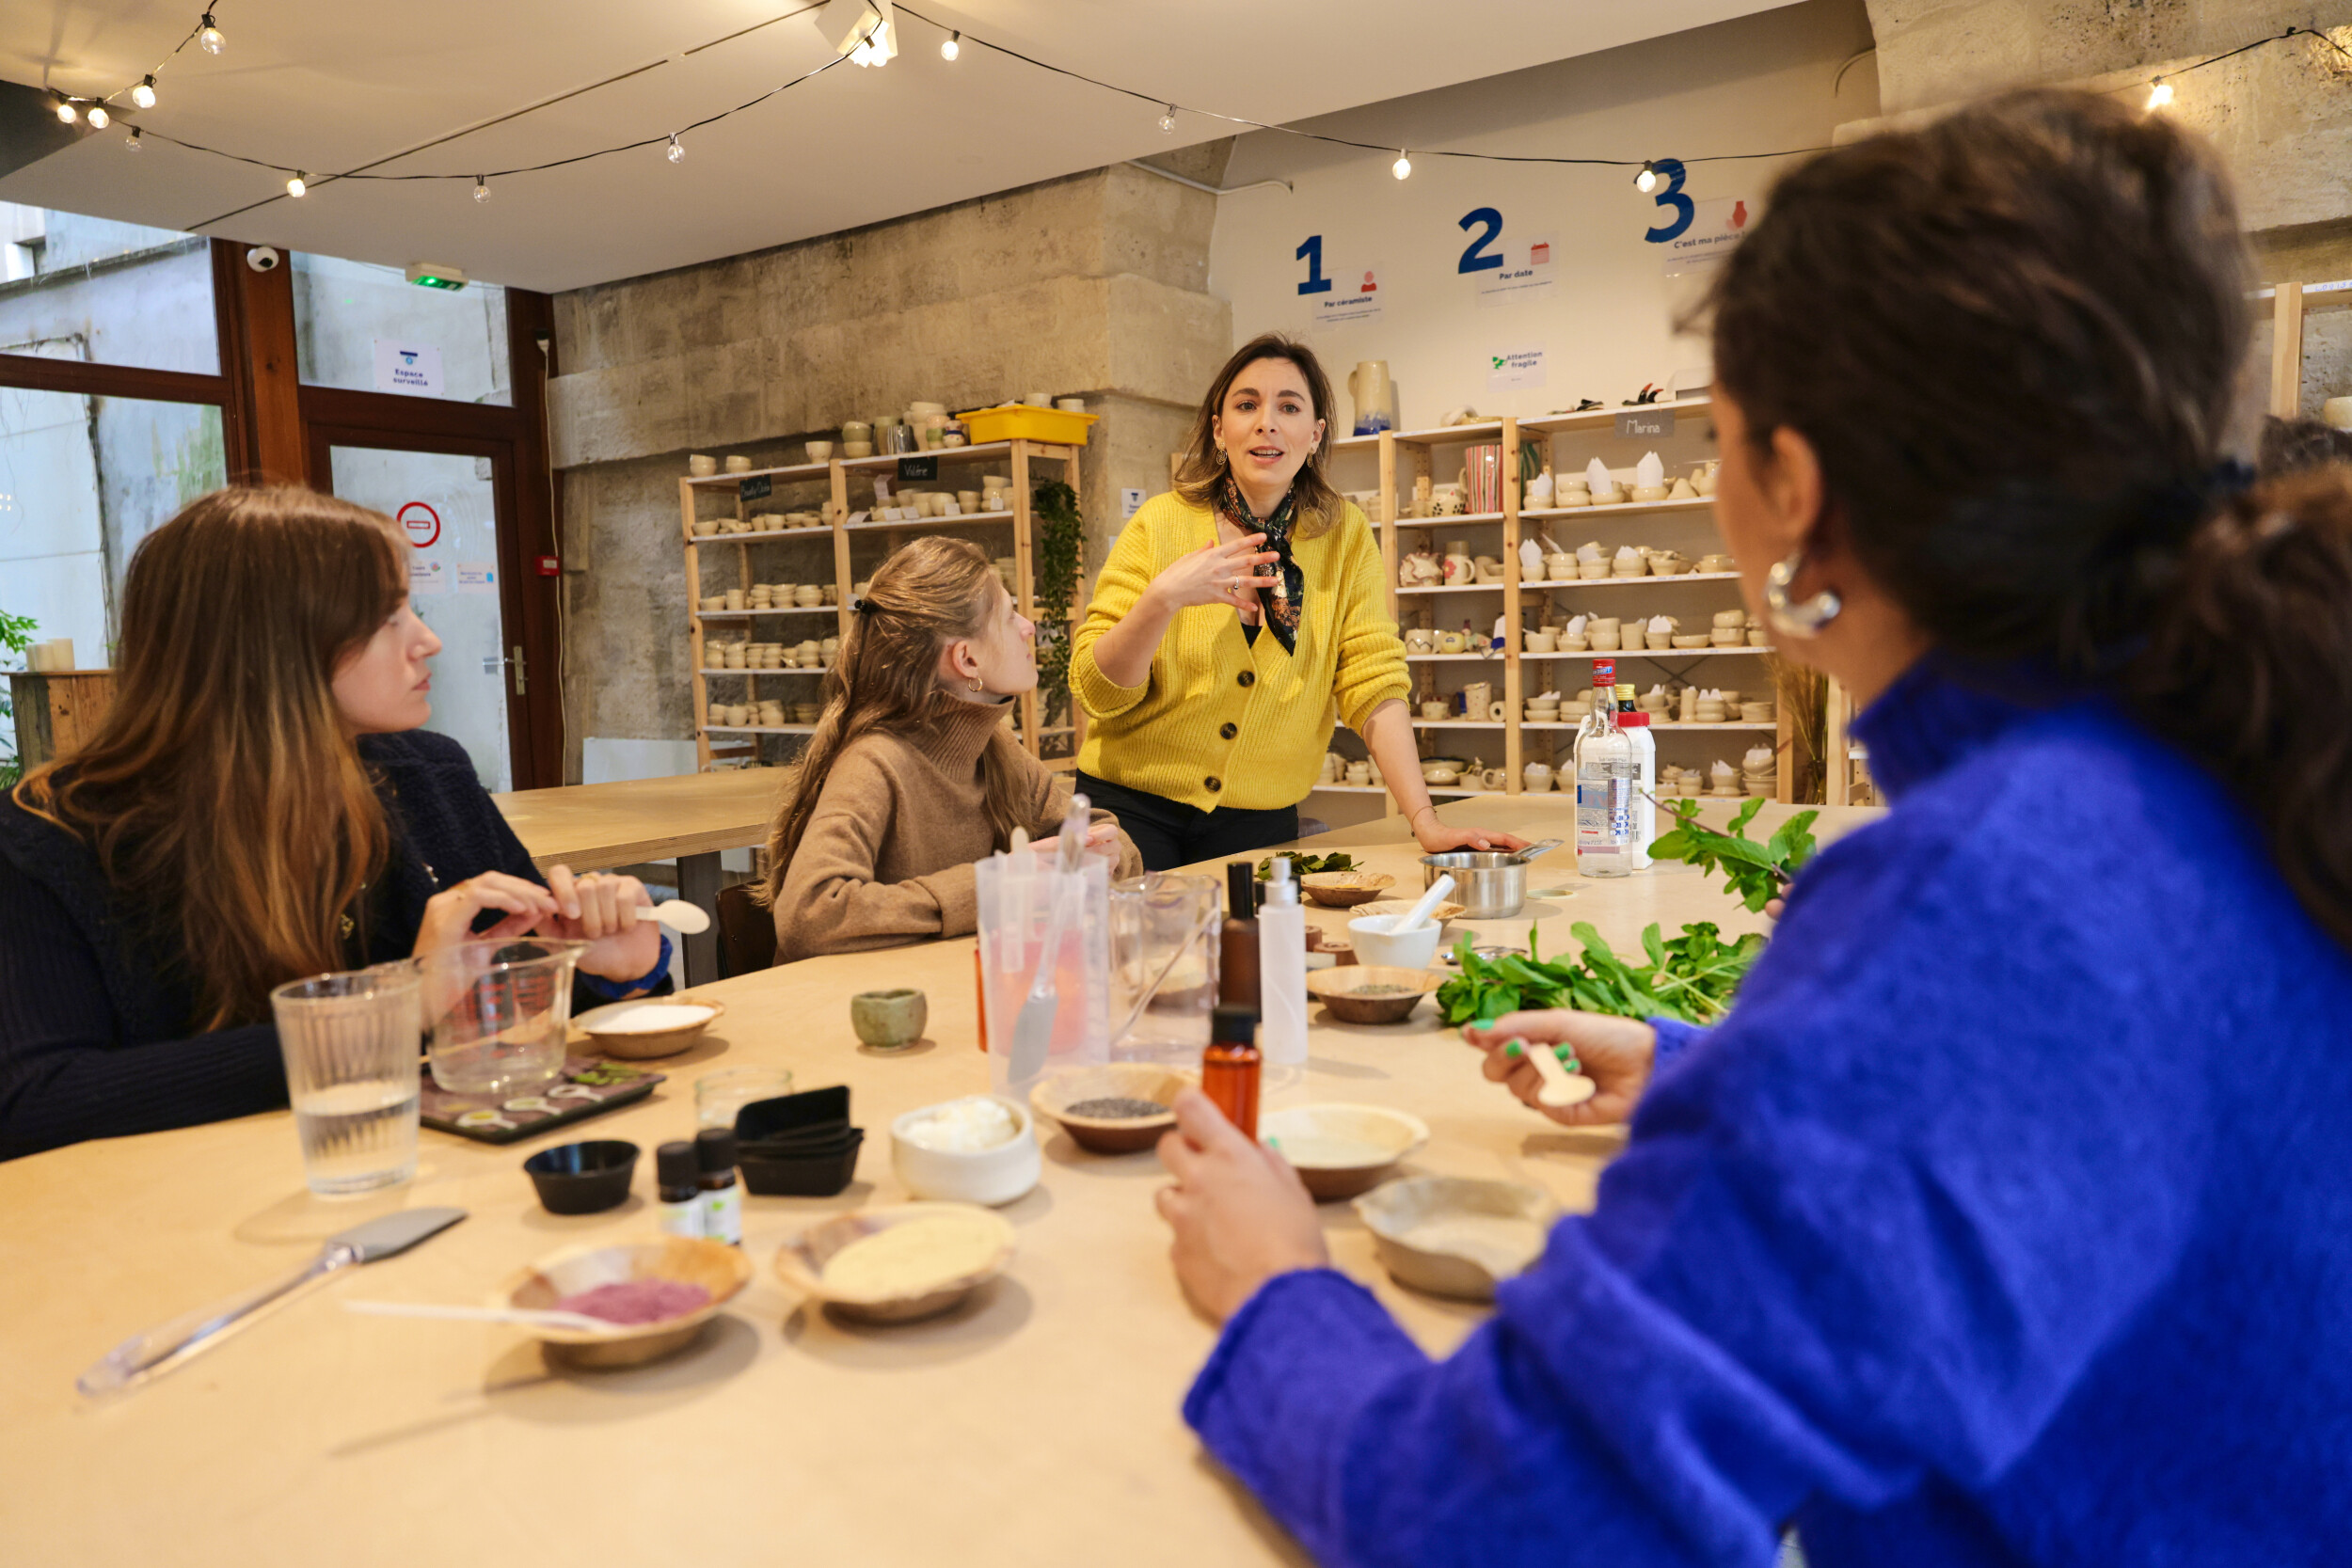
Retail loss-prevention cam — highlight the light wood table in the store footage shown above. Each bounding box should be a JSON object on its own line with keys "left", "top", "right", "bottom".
{"left": 494, "top": 769, "right": 787, "bottom": 984}
{"left": 0, "top": 796, "right": 1879, "bottom": 1567}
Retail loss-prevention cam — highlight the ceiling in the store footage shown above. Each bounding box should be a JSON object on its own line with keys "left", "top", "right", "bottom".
{"left": 1, "top": 1, "right": 1791, "bottom": 293}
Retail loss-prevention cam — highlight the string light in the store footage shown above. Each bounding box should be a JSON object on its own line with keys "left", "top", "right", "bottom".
{"left": 133, "top": 76, "right": 157, "bottom": 109}
{"left": 55, "top": 97, "right": 78, "bottom": 124}
{"left": 940, "top": 30, "right": 960, "bottom": 60}
{"left": 285, "top": 172, "right": 307, "bottom": 198}
{"left": 2147, "top": 75, "right": 2175, "bottom": 109}
{"left": 667, "top": 133, "right": 685, "bottom": 163}
{"left": 1158, "top": 104, "right": 1176, "bottom": 134}
{"left": 87, "top": 104, "right": 111, "bottom": 129}
{"left": 198, "top": 12, "right": 224, "bottom": 54}
{"left": 473, "top": 174, "right": 490, "bottom": 202}
{"left": 1636, "top": 160, "right": 1659, "bottom": 193}
{"left": 1392, "top": 150, "right": 1411, "bottom": 180}
{"left": 125, "top": 127, "right": 144, "bottom": 150}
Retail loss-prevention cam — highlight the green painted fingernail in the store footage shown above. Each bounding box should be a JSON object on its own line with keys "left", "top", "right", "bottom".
{"left": 1502, "top": 1039, "right": 1525, "bottom": 1058}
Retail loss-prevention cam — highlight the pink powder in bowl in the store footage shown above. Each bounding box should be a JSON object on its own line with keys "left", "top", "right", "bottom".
{"left": 553, "top": 1278, "right": 712, "bottom": 1325}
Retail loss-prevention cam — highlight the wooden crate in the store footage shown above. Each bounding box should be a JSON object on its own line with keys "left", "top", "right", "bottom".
{"left": 8, "top": 672, "right": 117, "bottom": 768}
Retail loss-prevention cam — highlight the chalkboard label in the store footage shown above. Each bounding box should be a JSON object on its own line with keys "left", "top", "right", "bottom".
{"left": 1615, "top": 410, "right": 1676, "bottom": 439}
{"left": 738, "top": 474, "right": 772, "bottom": 502}
{"left": 897, "top": 456, "right": 939, "bottom": 483}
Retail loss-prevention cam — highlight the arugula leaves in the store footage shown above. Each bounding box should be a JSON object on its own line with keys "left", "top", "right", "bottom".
{"left": 1646, "top": 796, "right": 1820, "bottom": 912}
{"left": 1436, "top": 920, "right": 1766, "bottom": 1029}
{"left": 1257, "top": 850, "right": 1359, "bottom": 880}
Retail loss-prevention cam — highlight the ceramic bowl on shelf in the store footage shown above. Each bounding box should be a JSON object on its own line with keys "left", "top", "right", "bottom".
{"left": 1698, "top": 554, "right": 1736, "bottom": 573}
{"left": 843, "top": 441, "right": 875, "bottom": 459}
{"left": 1673, "top": 634, "right": 1712, "bottom": 649}
{"left": 1305, "top": 966, "right": 1445, "bottom": 1025}
{"left": 1258, "top": 1103, "right": 1431, "bottom": 1200}
{"left": 1740, "top": 702, "right": 1777, "bottom": 722}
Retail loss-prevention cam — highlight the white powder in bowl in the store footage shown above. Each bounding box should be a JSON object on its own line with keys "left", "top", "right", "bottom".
{"left": 584, "top": 1004, "right": 715, "bottom": 1034}
{"left": 900, "top": 1096, "right": 1019, "bottom": 1153}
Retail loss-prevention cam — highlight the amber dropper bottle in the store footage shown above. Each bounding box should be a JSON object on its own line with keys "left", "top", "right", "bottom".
{"left": 1220, "top": 862, "right": 1262, "bottom": 1012}
{"left": 1201, "top": 1003, "right": 1263, "bottom": 1139}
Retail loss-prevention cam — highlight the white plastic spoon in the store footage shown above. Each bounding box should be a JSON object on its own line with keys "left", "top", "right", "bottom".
{"left": 1386, "top": 873, "right": 1458, "bottom": 934}
{"left": 1518, "top": 1039, "right": 1597, "bottom": 1109}
{"left": 649, "top": 898, "right": 711, "bottom": 935}
{"left": 342, "top": 1300, "right": 614, "bottom": 1333}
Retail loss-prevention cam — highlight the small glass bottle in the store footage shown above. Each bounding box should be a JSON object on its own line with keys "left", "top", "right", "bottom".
{"left": 1201, "top": 1003, "right": 1263, "bottom": 1139}
{"left": 1574, "top": 659, "right": 1636, "bottom": 879}
{"left": 693, "top": 1126, "right": 742, "bottom": 1246}
{"left": 655, "top": 1140, "right": 704, "bottom": 1240}
{"left": 1219, "top": 862, "right": 1262, "bottom": 1012}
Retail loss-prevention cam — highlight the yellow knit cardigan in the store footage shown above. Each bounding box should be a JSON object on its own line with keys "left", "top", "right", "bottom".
{"left": 1072, "top": 491, "right": 1409, "bottom": 812}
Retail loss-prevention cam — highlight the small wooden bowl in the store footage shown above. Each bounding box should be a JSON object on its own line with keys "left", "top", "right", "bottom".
{"left": 1258, "top": 1102, "right": 1430, "bottom": 1200}
{"left": 1298, "top": 870, "right": 1396, "bottom": 908}
{"left": 498, "top": 1237, "right": 752, "bottom": 1369}
{"left": 575, "top": 992, "right": 726, "bottom": 1060}
{"left": 1305, "top": 965, "right": 1446, "bottom": 1025}
{"left": 1353, "top": 1176, "right": 1557, "bottom": 1301}
{"left": 1354, "top": 897, "right": 1466, "bottom": 926}
{"left": 1029, "top": 1064, "right": 1190, "bottom": 1154}
{"left": 774, "top": 1203, "right": 1016, "bottom": 1324}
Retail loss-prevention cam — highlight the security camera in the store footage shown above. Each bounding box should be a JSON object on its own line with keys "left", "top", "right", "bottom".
{"left": 245, "top": 245, "right": 280, "bottom": 273}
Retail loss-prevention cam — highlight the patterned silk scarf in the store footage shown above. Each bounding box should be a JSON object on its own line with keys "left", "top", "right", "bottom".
{"left": 1218, "top": 474, "right": 1305, "bottom": 655}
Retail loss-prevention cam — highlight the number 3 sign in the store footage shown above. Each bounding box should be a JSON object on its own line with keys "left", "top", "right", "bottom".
{"left": 1642, "top": 157, "right": 1695, "bottom": 244}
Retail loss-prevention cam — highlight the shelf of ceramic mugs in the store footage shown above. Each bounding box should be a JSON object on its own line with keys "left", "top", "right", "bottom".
{"left": 704, "top": 723, "right": 820, "bottom": 736}
{"left": 700, "top": 667, "right": 834, "bottom": 677}
{"left": 693, "top": 606, "right": 841, "bottom": 620}
{"left": 1329, "top": 394, "right": 1715, "bottom": 453}
{"left": 1522, "top": 720, "right": 1776, "bottom": 732}
{"left": 679, "top": 439, "right": 1044, "bottom": 489}
{"left": 1310, "top": 783, "right": 1480, "bottom": 798}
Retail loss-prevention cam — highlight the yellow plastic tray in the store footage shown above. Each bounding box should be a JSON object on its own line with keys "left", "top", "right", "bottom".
{"left": 957, "top": 404, "right": 1099, "bottom": 447}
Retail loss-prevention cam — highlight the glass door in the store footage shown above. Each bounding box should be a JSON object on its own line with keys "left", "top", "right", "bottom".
{"left": 316, "top": 437, "right": 525, "bottom": 792}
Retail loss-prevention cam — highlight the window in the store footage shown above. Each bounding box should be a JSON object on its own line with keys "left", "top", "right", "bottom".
{"left": 292, "top": 253, "right": 511, "bottom": 405}
{"left": 0, "top": 204, "right": 219, "bottom": 374}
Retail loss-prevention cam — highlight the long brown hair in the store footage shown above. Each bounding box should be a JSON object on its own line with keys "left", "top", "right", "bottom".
{"left": 1707, "top": 87, "right": 2352, "bottom": 946}
{"left": 755, "top": 537, "right": 1030, "bottom": 905}
{"left": 1172, "top": 332, "right": 1345, "bottom": 538}
{"left": 13, "top": 487, "right": 406, "bottom": 1026}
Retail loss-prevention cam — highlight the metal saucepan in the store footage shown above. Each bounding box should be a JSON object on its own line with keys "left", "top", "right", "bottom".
{"left": 1419, "top": 841, "right": 1561, "bottom": 920}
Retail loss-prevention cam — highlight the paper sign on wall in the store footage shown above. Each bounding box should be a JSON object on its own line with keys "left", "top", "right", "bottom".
{"left": 1307, "top": 261, "right": 1384, "bottom": 331}
{"left": 408, "top": 557, "right": 449, "bottom": 595}
{"left": 1660, "top": 198, "right": 1752, "bottom": 276}
{"left": 1487, "top": 343, "right": 1547, "bottom": 391}
{"left": 373, "top": 340, "right": 447, "bottom": 397}
{"left": 1474, "top": 232, "right": 1556, "bottom": 309}
{"left": 456, "top": 562, "right": 498, "bottom": 595}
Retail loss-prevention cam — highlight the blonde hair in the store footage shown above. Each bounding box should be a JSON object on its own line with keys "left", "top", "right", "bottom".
{"left": 13, "top": 487, "right": 405, "bottom": 1028}
{"left": 755, "top": 537, "right": 1029, "bottom": 905}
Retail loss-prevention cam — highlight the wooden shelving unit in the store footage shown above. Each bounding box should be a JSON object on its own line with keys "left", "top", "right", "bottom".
{"left": 1314, "top": 396, "right": 1800, "bottom": 813}
{"left": 679, "top": 437, "right": 1085, "bottom": 773}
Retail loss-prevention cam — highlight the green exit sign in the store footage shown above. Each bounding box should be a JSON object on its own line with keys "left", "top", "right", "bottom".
{"left": 404, "top": 261, "right": 469, "bottom": 291}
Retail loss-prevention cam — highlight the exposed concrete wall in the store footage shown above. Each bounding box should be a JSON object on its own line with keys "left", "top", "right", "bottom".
{"left": 546, "top": 161, "right": 1232, "bottom": 780}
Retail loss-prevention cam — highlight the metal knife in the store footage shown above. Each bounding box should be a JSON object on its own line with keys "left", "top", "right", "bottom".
{"left": 77, "top": 1206, "right": 467, "bottom": 1399}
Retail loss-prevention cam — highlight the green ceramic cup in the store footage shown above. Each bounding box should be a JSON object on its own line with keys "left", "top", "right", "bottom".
{"left": 850, "top": 989, "right": 928, "bottom": 1050}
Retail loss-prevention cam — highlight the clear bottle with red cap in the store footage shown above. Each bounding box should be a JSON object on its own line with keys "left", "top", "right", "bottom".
{"left": 1574, "top": 659, "right": 1636, "bottom": 878}
{"left": 1616, "top": 683, "right": 1656, "bottom": 868}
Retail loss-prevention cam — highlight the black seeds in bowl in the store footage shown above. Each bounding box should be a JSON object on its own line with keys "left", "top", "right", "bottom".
{"left": 1064, "top": 1097, "right": 1171, "bottom": 1121}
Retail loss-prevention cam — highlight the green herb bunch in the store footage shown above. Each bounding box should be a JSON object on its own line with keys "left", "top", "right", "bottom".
{"left": 1030, "top": 481, "right": 1086, "bottom": 731}
{"left": 1646, "top": 796, "right": 1819, "bottom": 911}
{"left": 1437, "top": 920, "right": 1765, "bottom": 1029}
{"left": 1256, "top": 849, "right": 1359, "bottom": 880}
{"left": 0, "top": 607, "right": 36, "bottom": 791}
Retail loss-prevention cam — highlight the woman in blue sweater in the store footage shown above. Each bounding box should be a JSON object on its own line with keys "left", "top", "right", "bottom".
{"left": 0, "top": 487, "right": 669, "bottom": 1159}
{"left": 1153, "top": 90, "right": 2352, "bottom": 1564}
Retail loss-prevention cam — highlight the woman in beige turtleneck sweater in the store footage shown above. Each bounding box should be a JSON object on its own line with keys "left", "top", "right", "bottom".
{"left": 759, "top": 537, "right": 1140, "bottom": 963}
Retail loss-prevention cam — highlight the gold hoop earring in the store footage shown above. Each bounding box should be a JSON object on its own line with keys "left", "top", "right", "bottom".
{"left": 967, "top": 676, "right": 983, "bottom": 693}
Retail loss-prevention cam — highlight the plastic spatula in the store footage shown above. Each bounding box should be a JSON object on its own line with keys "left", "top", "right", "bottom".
{"left": 1009, "top": 795, "right": 1089, "bottom": 1085}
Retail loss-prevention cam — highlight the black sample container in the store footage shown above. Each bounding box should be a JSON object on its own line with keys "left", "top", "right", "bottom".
{"left": 522, "top": 1139, "right": 639, "bottom": 1215}
{"left": 734, "top": 1085, "right": 864, "bottom": 1197}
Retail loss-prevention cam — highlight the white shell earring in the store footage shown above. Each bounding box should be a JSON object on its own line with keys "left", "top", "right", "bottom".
{"left": 1764, "top": 550, "right": 1842, "bottom": 637}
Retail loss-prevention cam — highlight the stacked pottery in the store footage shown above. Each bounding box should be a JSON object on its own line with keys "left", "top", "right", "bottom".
{"left": 1698, "top": 553, "right": 1736, "bottom": 574}
{"left": 1712, "top": 610, "right": 1747, "bottom": 647}
{"left": 1577, "top": 542, "right": 1609, "bottom": 580}
{"left": 1613, "top": 546, "right": 1645, "bottom": 579}
{"left": 798, "top": 640, "right": 821, "bottom": 667}
{"left": 821, "top": 637, "right": 840, "bottom": 662}
{"left": 1630, "top": 451, "right": 1669, "bottom": 503}
{"left": 1556, "top": 472, "right": 1592, "bottom": 508}
{"left": 1638, "top": 685, "right": 1672, "bottom": 714}
{"left": 1585, "top": 458, "right": 1623, "bottom": 506}
{"left": 1709, "top": 759, "right": 1741, "bottom": 798}
{"left": 1526, "top": 691, "right": 1561, "bottom": 724}
{"left": 1693, "top": 689, "right": 1728, "bottom": 723}
{"left": 1648, "top": 549, "right": 1690, "bottom": 576}
{"left": 1748, "top": 612, "right": 1771, "bottom": 647}
{"left": 750, "top": 584, "right": 774, "bottom": 610}
{"left": 795, "top": 585, "right": 824, "bottom": 608}
{"left": 794, "top": 703, "right": 822, "bottom": 724}
{"left": 1519, "top": 539, "right": 1548, "bottom": 582}
{"left": 1345, "top": 759, "right": 1372, "bottom": 785}
{"left": 1693, "top": 460, "right": 1721, "bottom": 497}
{"left": 1523, "top": 763, "right": 1554, "bottom": 794}
{"left": 1544, "top": 549, "right": 1581, "bottom": 581}
{"left": 821, "top": 585, "right": 839, "bottom": 606}
{"left": 1588, "top": 617, "right": 1621, "bottom": 653}
{"left": 1645, "top": 615, "right": 1678, "bottom": 651}
{"left": 1740, "top": 700, "right": 1776, "bottom": 723}
{"left": 1662, "top": 765, "right": 1702, "bottom": 797}
{"left": 1742, "top": 745, "right": 1778, "bottom": 797}
{"left": 1561, "top": 613, "right": 1590, "bottom": 653}
{"left": 1524, "top": 626, "right": 1558, "bottom": 654}
{"left": 758, "top": 700, "right": 787, "bottom": 727}
{"left": 723, "top": 641, "right": 747, "bottom": 669}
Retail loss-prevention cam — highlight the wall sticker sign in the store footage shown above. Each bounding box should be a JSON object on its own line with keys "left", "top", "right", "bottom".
{"left": 456, "top": 562, "right": 498, "bottom": 596}
{"left": 1458, "top": 209, "right": 1555, "bottom": 308}
{"left": 1487, "top": 342, "right": 1547, "bottom": 392}
{"left": 408, "top": 557, "right": 449, "bottom": 595}
{"left": 1660, "top": 197, "right": 1752, "bottom": 276}
{"left": 1298, "top": 235, "right": 1383, "bottom": 330}
{"left": 372, "top": 340, "right": 446, "bottom": 397}
{"left": 396, "top": 501, "right": 441, "bottom": 549}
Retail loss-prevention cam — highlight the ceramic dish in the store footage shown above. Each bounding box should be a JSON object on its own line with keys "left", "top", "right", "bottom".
{"left": 1298, "top": 870, "right": 1397, "bottom": 908}
{"left": 890, "top": 1095, "right": 1041, "bottom": 1206}
{"left": 574, "top": 993, "right": 726, "bottom": 1060}
{"left": 1258, "top": 1102, "right": 1431, "bottom": 1200}
{"left": 1028, "top": 1064, "right": 1191, "bottom": 1154}
{"left": 497, "top": 1237, "right": 752, "bottom": 1369}
{"left": 1304, "top": 966, "right": 1445, "bottom": 1025}
{"left": 522, "top": 1139, "right": 639, "bottom": 1214}
{"left": 1352, "top": 898, "right": 1466, "bottom": 925}
{"left": 773, "top": 1203, "right": 1017, "bottom": 1324}
{"left": 1353, "top": 1176, "right": 1558, "bottom": 1301}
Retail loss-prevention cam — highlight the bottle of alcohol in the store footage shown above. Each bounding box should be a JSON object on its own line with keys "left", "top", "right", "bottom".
{"left": 1619, "top": 705, "right": 1657, "bottom": 868}
{"left": 1574, "top": 660, "right": 1635, "bottom": 879}
{"left": 1256, "top": 860, "right": 1308, "bottom": 1081}
{"left": 1201, "top": 1003, "right": 1263, "bottom": 1138}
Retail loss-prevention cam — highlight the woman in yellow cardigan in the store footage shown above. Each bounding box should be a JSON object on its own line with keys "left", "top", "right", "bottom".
{"left": 1072, "top": 334, "right": 1526, "bottom": 870}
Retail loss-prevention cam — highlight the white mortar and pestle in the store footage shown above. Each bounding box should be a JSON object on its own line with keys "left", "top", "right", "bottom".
{"left": 1348, "top": 875, "right": 1457, "bottom": 970}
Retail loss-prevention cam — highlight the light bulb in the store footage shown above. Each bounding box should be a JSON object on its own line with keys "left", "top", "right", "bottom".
{"left": 473, "top": 176, "right": 490, "bottom": 203}
{"left": 132, "top": 75, "right": 156, "bottom": 109}
{"left": 1391, "top": 150, "right": 1411, "bottom": 181}
{"left": 286, "top": 173, "right": 308, "bottom": 198}
{"left": 56, "top": 98, "right": 77, "bottom": 124}
{"left": 125, "top": 127, "right": 143, "bottom": 150}
{"left": 2147, "top": 76, "right": 2174, "bottom": 109}
{"left": 941, "top": 30, "right": 960, "bottom": 60}
{"left": 867, "top": 21, "right": 890, "bottom": 64}
{"left": 87, "top": 104, "right": 109, "bottom": 129}
{"left": 1159, "top": 105, "right": 1177, "bottom": 135}
{"left": 667, "top": 133, "right": 684, "bottom": 164}
{"left": 1636, "top": 161, "right": 1659, "bottom": 193}
{"left": 850, "top": 36, "right": 872, "bottom": 65}
{"left": 198, "top": 13, "right": 224, "bottom": 54}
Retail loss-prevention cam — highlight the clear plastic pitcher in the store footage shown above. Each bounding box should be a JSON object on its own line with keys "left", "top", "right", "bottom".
{"left": 412, "top": 938, "right": 588, "bottom": 1098}
{"left": 976, "top": 850, "right": 1110, "bottom": 1097}
{"left": 1108, "top": 872, "right": 1221, "bottom": 1067}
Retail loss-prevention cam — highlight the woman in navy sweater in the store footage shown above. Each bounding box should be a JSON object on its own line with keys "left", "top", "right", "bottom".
{"left": 0, "top": 487, "right": 669, "bottom": 1160}
{"left": 1152, "top": 91, "right": 2352, "bottom": 1563}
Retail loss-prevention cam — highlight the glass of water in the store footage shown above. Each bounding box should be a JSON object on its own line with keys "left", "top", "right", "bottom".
{"left": 270, "top": 966, "right": 424, "bottom": 1196}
